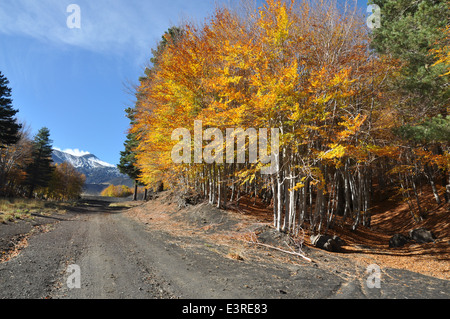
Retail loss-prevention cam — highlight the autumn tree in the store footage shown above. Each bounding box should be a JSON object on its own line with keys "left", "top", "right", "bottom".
{"left": 101, "top": 184, "right": 133, "bottom": 198}
{"left": 130, "top": 0, "right": 446, "bottom": 235}
{"left": 0, "top": 123, "right": 33, "bottom": 196}
{"left": 128, "top": 26, "right": 185, "bottom": 190}
{"left": 47, "top": 162, "right": 86, "bottom": 200}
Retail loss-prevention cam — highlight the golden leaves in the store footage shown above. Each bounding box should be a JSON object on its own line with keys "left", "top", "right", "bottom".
{"left": 338, "top": 114, "right": 368, "bottom": 140}
{"left": 319, "top": 144, "right": 347, "bottom": 160}
{"left": 131, "top": 0, "right": 398, "bottom": 188}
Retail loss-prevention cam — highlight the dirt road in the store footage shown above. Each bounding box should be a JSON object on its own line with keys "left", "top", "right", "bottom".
{"left": 0, "top": 198, "right": 448, "bottom": 301}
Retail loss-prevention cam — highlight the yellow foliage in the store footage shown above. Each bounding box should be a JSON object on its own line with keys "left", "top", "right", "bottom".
{"left": 47, "top": 162, "right": 86, "bottom": 200}
{"left": 101, "top": 185, "right": 133, "bottom": 198}
{"left": 319, "top": 144, "right": 347, "bottom": 160}
{"left": 130, "top": 0, "right": 399, "bottom": 191}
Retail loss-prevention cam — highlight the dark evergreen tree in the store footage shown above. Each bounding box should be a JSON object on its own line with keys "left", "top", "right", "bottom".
{"left": 139, "top": 26, "right": 184, "bottom": 83}
{"left": 370, "top": 0, "right": 450, "bottom": 203}
{"left": 26, "top": 127, "right": 54, "bottom": 198}
{"left": 369, "top": 0, "right": 449, "bottom": 118}
{"left": 118, "top": 107, "right": 142, "bottom": 200}
{"left": 0, "top": 71, "right": 21, "bottom": 147}
{"left": 395, "top": 115, "right": 450, "bottom": 144}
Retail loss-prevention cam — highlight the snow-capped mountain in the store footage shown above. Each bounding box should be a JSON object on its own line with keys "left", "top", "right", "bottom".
{"left": 52, "top": 149, "right": 115, "bottom": 170}
{"left": 52, "top": 149, "right": 133, "bottom": 194}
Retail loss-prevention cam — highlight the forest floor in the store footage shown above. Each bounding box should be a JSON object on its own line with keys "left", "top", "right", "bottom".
{"left": 127, "top": 189, "right": 450, "bottom": 282}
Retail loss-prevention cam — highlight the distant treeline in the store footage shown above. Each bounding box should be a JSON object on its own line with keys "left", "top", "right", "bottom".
{"left": 0, "top": 72, "right": 85, "bottom": 200}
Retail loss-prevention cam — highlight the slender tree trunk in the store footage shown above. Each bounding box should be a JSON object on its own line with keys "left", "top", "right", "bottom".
{"left": 343, "top": 161, "right": 352, "bottom": 225}
{"left": 425, "top": 165, "right": 441, "bottom": 205}
{"left": 133, "top": 180, "right": 138, "bottom": 201}
{"left": 275, "top": 157, "right": 283, "bottom": 232}
{"left": 446, "top": 172, "right": 450, "bottom": 203}
{"left": 271, "top": 175, "right": 278, "bottom": 229}
{"left": 209, "top": 165, "right": 214, "bottom": 204}
{"left": 288, "top": 173, "right": 296, "bottom": 233}
{"left": 277, "top": 175, "right": 283, "bottom": 232}
{"left": 282, "top": 172, "right": 289, "bottom": 232}
{"left": 363, "top": 167, "right": 372, "bottom": 227}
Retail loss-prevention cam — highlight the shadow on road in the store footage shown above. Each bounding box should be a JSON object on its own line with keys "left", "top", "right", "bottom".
{"left": 72, "top": 195, "right": 141, "bottom": 215}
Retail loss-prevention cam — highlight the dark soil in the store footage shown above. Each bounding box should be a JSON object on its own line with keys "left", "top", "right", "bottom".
{"left": 126, "top": 191, "right": 450, "bottom": 299}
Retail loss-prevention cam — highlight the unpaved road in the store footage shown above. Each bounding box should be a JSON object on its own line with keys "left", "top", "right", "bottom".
{"left": 0, "top": 198, "right": 448, "bottom": 301}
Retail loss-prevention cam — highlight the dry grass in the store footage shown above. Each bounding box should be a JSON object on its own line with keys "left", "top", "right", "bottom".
{"left": 226, "top": 248, "right": 245, "bottom": 261}
{"left": 108, "top": 201, "right": 143, "bottom": 209}
{"left": 0, "top": 198, "right": 71, "bottom": 224}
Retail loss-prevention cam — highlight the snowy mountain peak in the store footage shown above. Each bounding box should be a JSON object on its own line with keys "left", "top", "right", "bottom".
{"left": 51, "top": 149, "right": 133, "bottom": 195}
{"left": 52, "top": 149, "right": 115, "bottom": 169}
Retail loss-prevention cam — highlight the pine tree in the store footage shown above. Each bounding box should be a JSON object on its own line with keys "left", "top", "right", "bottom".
{"left": 370, "top": 0, "right": 449, "bottom": 204}
{"left": 369, "top": 0, "right": 449, "bottom": 117}
{"left": 26, "top": 127, "right": 54, "bottom": 198}
{"left": 395, "top": 115, "right": 450, "bottom": 144}
{"left": 118, "top": 108, "right": 142, "bottom": 200}
{"left": 0, "top": 71, "right": 21, "bottom": 147}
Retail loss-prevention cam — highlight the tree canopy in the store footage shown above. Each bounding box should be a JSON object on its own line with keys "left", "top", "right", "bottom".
{"left": 120, "top": 0, "right": 448, "bottom": 234}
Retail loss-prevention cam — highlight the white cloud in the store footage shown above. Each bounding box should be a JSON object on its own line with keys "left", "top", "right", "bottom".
{"left": 54, "top": 147, "right": 91, "bottom": 157}
{"left": 0, "top": 0, "right": 215, "bottom": 57}
{"left": 0, "top": 0, "right": 149, "bottom": 55}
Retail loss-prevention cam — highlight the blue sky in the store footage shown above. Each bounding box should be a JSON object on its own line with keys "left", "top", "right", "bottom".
{"left": 0, "top": 0, "right": 369, "bottom": 166}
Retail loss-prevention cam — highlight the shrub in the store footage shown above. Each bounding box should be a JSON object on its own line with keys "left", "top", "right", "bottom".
{"left": 101, "top": 185, "right": 133, "bottom": 198}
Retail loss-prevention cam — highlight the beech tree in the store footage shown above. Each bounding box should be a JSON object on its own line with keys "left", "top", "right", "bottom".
{"left": 129, "top": 0, "right": 449, "bottom": 234}
{"left": 47, "top": 162, "right": 85, "bottom": 200}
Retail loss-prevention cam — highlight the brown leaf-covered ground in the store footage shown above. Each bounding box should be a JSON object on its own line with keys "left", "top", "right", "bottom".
{"left": 127, "top": 190, "right": 449, "bottom": 281}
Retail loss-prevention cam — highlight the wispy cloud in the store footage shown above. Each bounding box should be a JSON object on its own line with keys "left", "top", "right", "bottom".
{"left": 0, "top": 0, "right": 216, "bottom": 56}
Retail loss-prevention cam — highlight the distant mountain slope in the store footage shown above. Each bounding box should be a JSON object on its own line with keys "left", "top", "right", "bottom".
{"left": 52, "top": 149, "right": 133, "bottom": 194}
